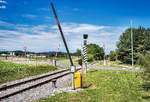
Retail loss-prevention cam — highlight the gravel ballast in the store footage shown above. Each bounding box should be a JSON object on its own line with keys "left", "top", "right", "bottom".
{"left": 0, "top": 71, "right": 73, "bottom": 102}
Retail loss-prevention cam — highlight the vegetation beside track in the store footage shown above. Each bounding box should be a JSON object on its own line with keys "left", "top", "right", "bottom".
{"left": 96, "top": 60, "right": 140, "bottom": 68}
{"left": 39, "top": 69, "right": 150, "bottom": 102}
{"left": 55, "top": 57, "right": 68, "bottom": 61}
{"left": 0, "top": 61, "right": 58, "bottom": 84}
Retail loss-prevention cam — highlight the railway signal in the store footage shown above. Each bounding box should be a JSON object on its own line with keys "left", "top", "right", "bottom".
{"left": 53, "top": 43, "right": 61, "bottom": 66}
{"left": 24, "top": 46, "right": 27, "bottom": 57}
{"left": 55, "top": 43, "right": 61, "bottom": 59}
{"left": 50, "top": 2, "right": 75, "bottom": 90}
{"left": 83, "top": 34, "right": 88, "bottom": 73}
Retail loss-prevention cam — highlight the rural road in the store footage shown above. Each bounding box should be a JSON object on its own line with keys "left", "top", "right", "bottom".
{"left": 87, "top": 64, "right": 140, "bottom": 72}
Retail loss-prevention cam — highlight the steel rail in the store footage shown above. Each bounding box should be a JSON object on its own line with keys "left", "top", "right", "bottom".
{"left": 0, "top": 68, "right": 81, "bottom": 100}
{"left": 0, "top": 69, "right": 70, "bottom": 91}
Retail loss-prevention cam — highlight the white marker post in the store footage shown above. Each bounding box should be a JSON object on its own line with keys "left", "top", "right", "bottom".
{"left": 103, "top": 43, "right": 106, "bottom": 66}
{"left": 130, "top": 20, "right": 134, "bottom": 68}
{"left": 24, "top": 46, "right": 27, "bottom": 57}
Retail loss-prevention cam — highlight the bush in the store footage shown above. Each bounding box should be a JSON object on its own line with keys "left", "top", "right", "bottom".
{"left": 109, "top": 51, "right": 116, "bottom": 61}
{"left": 86, "top": 43, "right": 104, "bottom": 62}
{"left": 137, "top": 53, "right": 150, "bottom": 90}
{"left": 0, "top": 61, "right": 57, "bottom": 83}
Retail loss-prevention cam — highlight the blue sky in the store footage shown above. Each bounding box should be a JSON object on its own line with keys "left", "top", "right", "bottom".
{"left": 0, "top": 0, "right": 150, "bottom": 54}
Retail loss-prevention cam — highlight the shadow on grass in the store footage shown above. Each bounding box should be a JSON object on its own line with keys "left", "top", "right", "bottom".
{"left": 88, "top": 69, "right": 98, "bottom": 73}
{"left": 142, "top": 82, "right": 150, "bottom": 101}
{"left": 142, "top": 96, "right": 150, "bottom": 99}
{"left": 142, "top": 82, "right": 150, "bottom": 91}
{"left": 82, "top": 82, "right": 95, "bottom": 89}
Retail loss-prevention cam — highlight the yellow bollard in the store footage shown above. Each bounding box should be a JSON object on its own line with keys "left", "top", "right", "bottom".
{"left": 74, "top": 72, "right": 82, "bottom": 88}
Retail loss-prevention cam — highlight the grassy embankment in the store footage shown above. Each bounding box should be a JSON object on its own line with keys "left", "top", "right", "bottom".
{"left": 55, "top": 57, "right": 68, "bottom": 61}
{"left": 0, "top": 61, "right": 58, "bottom": 84}
{"left": 96, "top": 60, "right": 140, "bottom": 68}
{"left": 0, "top": 56, "right": 69, "bottom": 62}
{"left": 39, "top": 69, "right": 150, "bottom": 102}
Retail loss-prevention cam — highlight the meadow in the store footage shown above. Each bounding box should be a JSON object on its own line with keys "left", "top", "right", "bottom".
{"left": 0, "top": 61, "right": 57, "bottom": 84}
{"left": 96, "top": 60, "right": 140, "bottom": 69}
{"left": 38, "top": 69, "right": 150, "bottom": 102}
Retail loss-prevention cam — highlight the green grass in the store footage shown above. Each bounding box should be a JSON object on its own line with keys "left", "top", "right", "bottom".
{"left": 38, "top": 69, "right": 150, "bottom": 102}
{"left": 96, "top": 60, "right": 140, "bottom": 68}
{"left": 55, "top": 57, "right": 68, "bottom": 61}
{"left": 0, "top": 61, "right": 58, "bottom": 84}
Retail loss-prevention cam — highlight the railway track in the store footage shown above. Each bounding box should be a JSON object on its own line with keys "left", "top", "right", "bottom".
{"left": 0, "top": 68, "right": 81, "bottom": 100}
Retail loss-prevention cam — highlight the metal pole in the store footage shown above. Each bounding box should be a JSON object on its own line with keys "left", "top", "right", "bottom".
{"left": 103, "top": 43, "right": 106, "bottom": 66}
{"left": 50, "top": 2, "right": 75, "bottom": 90}
{"left": 24, "top": 47, "right": 27, "bottom": 58}
{"left": 130, "top": 19, "right": 134, "bottom": 67}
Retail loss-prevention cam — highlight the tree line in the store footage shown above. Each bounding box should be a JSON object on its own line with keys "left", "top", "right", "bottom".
{"left": 116, "top": 27, "right": 150, "bottom": 64}
{"left": 109, "top": 26, "right": 150, "bottom": 89}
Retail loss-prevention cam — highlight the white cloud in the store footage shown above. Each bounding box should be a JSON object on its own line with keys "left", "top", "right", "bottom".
{"left": 52, "top": 23, "right": 105, "bottom": 33}
{"left": 72, "top": 8, "right": 79, "bottom": 11}
{"left": 0, "top": 0, "right": 7, "bottom": 4}
{"left": 0, "top": 20, "right": 14, "bottom": 27}
{"left": 0, "top": 21, "right": 127, "bottom": 53}
{"left": 0, "top": 0, "right": 7, "bottom": 9}
{"left": 38, "top": 8, "right": 49, "bottom": 11}
{"left": 0, "top": 30, "right": 24, "bottom": 36}
{"left": 0, "top": 5, "right": 6, "bottom": 9}
{"left": 51, "top": 23, "right": 127, "bottom": 53}
{"left": 22, "top": 14, "right": 37, "bottom": 19}
{"left": 44, "top": 16, "right": 52, "bottom": 21}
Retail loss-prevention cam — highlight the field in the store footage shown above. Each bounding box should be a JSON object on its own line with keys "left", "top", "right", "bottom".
{"left": 38, "top": 69, "right": 150, "bottom": 102}
{"left": 0, "top": 56, "right": 70, "bottom": 62}
{"left": 0, "top": 61, "right": 58, "bottom": 84}
{"left": 96, "top": 60, "right": 140, "bottom": 69}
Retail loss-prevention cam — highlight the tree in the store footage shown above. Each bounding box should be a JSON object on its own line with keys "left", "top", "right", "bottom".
{"left": 116, "top": 27, "right": 150, "bottom": 90}
{"left": 86, "top": 43, "right": 104, "bottom": 62}
{"left": 109, "top": 50, "right": 116, "bottom": 61}
{"left": 116, "top": 27, "right": 150, "bottom": 64}
{"left": 15, "top": 50, "right": 24, "bottom": 56}
{"left": 73, "top": 49, "right": 81, "bottom": 57}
